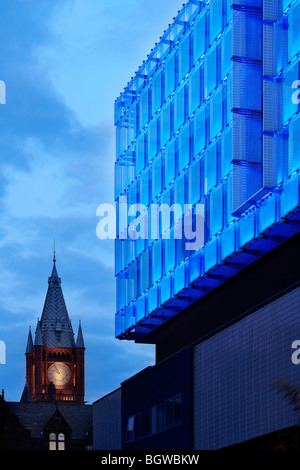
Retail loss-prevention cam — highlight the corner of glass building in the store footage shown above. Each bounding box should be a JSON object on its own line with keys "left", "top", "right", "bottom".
{"left": 114, "top": 0, "right": 300, "bottom": 342}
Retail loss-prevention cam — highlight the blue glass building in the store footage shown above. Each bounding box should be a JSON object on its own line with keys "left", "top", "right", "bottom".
{"left": 114, "top": 0, "right": 300, "bottom": 341}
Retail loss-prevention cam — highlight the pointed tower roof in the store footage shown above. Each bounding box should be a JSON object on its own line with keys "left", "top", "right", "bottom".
{"left": 34, "top": 320, "right": 43, "bottom": 346}
{"left": 20, "top": 381, "right": 34, "bottom": 403}
{"left": 76, "top": 321, "right": 85, "bottom": 348}
{"left": 25, "top": 327, "right": 34, "bottom": 354}
{"left": 37, "top": 254, "right": 75, "bottom": 348}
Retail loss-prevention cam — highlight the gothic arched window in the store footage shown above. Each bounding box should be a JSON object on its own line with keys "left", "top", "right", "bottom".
{"left": 49, "top": 432, "right": 65, "bottom": 450}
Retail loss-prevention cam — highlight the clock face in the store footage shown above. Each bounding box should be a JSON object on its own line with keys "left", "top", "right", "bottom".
{"left": 48, "top": 362, "right": 71, "bottom": 387}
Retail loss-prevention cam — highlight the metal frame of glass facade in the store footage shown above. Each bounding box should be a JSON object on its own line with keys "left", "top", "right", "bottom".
{"left": 114, "top": 0, "right": 300, "bottom": 341}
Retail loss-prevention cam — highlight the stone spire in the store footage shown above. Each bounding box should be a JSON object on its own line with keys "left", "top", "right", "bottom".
{"left": 35, "top": 255, "right": 75, "bottom": 348}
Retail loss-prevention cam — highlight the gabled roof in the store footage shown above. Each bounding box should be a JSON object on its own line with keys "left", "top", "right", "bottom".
{"left": 36, "top": 258, "right": 75, "bottom": 348}
{"left": 7, "top": 402, "right": 92, "bottom": 440}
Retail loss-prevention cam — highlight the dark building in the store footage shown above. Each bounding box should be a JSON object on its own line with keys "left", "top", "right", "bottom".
{"left": 122, "top": 348, "right": 193, "bottom": 450}
{"left": 120, "top": 233, "right": 300, "bottom": 450}
{"left": 93, "top": 388, "right": 122, "bottom": 450}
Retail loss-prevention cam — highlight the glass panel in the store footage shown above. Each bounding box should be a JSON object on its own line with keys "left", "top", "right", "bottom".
{"left": 174, "top": 174, "right": 185, "bottom": 214}
{"left": 193, "top": 13, "right": 205, "bottom": 63}
{"left": 204, "top": 143, "right": 217, "bottom": 194}
{"left": 164, "top": 141, "right": 176, "bottom": 187}
{"left": 210, "top": 88, "right": 223, "bottom": 140}
{"left": 117, "top": 276, "right": 127, "bottom": 311}
{"left": 127, "top": 263, "right": 137, "bottom": 304}
{"left": 283, "top": 60, "right": 298, "bottom": 125}
{"left": 288, "top": 115, "right": 300, "bottom": 175}
{"left": 49, "top": 433, "right": 56, "bottom": 441}
{"left": 188, "top": 159, "right": 201, "bottom": 205}
{"left": 226, "top": 72, "right": 233, "bottom": 124}
{"left": 174, "top": 85, "right": 186, "bottom": 132}
{"left": 123, "top": 239, "right": 133, "bottom": 269}
{"left": 152, "top": 240, "right": 162, "bottom": 283}
{"left": 221, "top": 223, "right": 235, "bottom": 259}
{"left": 122, "top": 162, "right": 134, "bottom": 192}
{"left": 259, "top": 195, "right": 276, "bottom": 234}
{"left": 164, "top": 237, "right": 176, "bottom": 274}
{"left": 116, "top": 124, "right": 126, "bottom": 158}
{"left": 209, "top": 186, "right": 223, "bottom": 237}
{"left": 289, "top": 1, "right": 300, "bottom": 62}
{"left": 280, "top": 173, "right": 299, "bottom": 217}
{"left": 165, "top": 53, "right": 176, "bottom": 98}
{"left": 161, "top": 188, "right": 171, "bottom": 234}
{"left": 226, "top": 174, "right": 235, "bottom": 224}
{"left": 239, "top": 209, "right": 255, "bottom": 247}
{"left": 221, "top": 26, "right": 232, "bottom": 81}
{"left": 152, "top": 155, "right": 162, "bottom": 201}
{"left": 140, "top": 169, "right": 150, "bottom": 207}
{"left": 221, "top": 126, "right": 232, "bottom": 179}
{"left": 115, "top": 238, "right": 122, "bottom": 274}
{"left": 204, "top": 237, "right": 218, "bottom": 270}
{"left": 178, "top": 124, "right": 190, "bottom": 172}
{"left": 160, "top": 273, "right": 171, "bottom": 304}
{"left": 152, "top": 71, "right": 162, "bottom": 115}
{"left": 161, "top": 101, "right": 172, "bottom": 148}
{"left": 204, "top": 45, "right": 217, "bottom": 99}
{"left": 127, "top": 105, "right": 137, "bottom": 147}
{"left": 174, "top": 262, "right": 186, "bottom": 294}
{"left": 115, "top": 162, "right": 122, "bottom": 198}
{"left": 227, "top": 0, "right": 232, "bottom": 23}
{"left": 178, "top": 35, "right": 190, "bottom": 82}
{"left": 148, "top": 286, "right": 158, "bottom": 314}
{"left": 194, "top": 106, "right": 206, "bottom": 156}
{"left": 140, "top": 89, "right": 149, "bottom": 130}
{"left": 140, "top": 251, "right": 150, "bottom": 293}
{"left": 49, "top": 441, "right": 56, "bottom": 451}
{"left": 136, "top": 135, "right": 146, "bottom": 176}
{"left": 210, "top": 0, "right": 223, "bottom": 43}
{"left": 148, "top": 118, "right": 159, "bottom": 162}
{"left": 58, "top": 442, "right": 65, "bottom": 451}
{"left": 189, "top": 65, "right": 201, "bottom": 115}
{"left": 135, "top": 295, "right": 146, "bottom": 322}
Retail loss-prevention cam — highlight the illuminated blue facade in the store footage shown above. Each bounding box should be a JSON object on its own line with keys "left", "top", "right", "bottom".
{"left": 114, "top": 0, "right": 300, "bottom": 340}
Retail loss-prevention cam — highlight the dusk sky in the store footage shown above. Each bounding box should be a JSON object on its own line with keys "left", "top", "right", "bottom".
{"left": 0, "top": 0, "right": 183, "bottom": 404}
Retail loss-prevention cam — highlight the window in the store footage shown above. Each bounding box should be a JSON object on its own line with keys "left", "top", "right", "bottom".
{"left": 126, "top": 394, "right": 182, "bottom": 442}
{"left": 49, "top": 432, "right": 65, "bottom": 451}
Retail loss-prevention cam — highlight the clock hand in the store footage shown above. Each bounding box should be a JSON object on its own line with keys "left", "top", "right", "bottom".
{"left": 53, "top": 364, "right": 60, "bottom": 374}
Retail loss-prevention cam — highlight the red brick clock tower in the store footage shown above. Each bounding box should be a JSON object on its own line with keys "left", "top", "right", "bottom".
{"left": 24, "top": 254, "right": 85, "bottom": 404}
